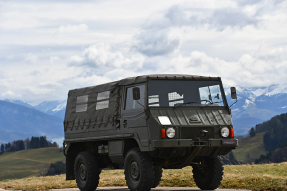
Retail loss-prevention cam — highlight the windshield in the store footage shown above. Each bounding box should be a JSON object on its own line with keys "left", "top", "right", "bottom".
{"left": 148, "top": 80, "right": 226, "bottom": 107}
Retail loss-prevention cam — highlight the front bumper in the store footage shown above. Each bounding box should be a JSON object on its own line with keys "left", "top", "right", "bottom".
{"left": 153, "top": 138, "right": 238, "bottom": 148}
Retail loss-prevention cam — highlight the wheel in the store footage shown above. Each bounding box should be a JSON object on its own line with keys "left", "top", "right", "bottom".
{"left": 152, "top": 166, "right": 162, "bottom": 188}
{"left": 124, "top": 148, "right": 155, "bottom": 191}
{"left": 192, "top": 156, "right": 223, "bottom": 190}
{"left": 74, "top": 151, "right": 100, "bottom": 191}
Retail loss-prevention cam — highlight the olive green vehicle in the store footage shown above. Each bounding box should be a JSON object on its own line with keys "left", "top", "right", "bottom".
{"left": 63, "top": 74, "right": 238, "bottom": 191}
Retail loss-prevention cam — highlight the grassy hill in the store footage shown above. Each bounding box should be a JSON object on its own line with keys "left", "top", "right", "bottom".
{"left": 233, "top": 132, "right": 266, "bottom": 161}
{"left": 0, "top": 147, "right": 64, "bottom": 181}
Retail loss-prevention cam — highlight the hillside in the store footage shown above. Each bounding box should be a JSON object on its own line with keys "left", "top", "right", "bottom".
{"left": 233, "top": 132, "right": 266, "bottom": 161}
{"left": 0, "top": 147, "right": 64, "bottom": 181}
{"left": 0, "top": 100, "right": 64, "bottom": 144}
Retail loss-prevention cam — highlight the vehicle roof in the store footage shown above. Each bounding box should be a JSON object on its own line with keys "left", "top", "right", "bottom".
{"left": 70, "top": 74, "right": 221, "bottom": 92}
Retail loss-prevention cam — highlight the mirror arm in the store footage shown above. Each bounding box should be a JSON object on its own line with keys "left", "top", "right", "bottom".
{"left": 229, "top": 97, "right": 237, "bottom": 108}
{"left": 137, "top": 100, "right": 146, "bottom": 109}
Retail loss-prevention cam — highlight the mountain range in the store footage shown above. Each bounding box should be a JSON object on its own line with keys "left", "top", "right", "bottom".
{"left": 1, "top": 83, "right": 287, "bottom": 144}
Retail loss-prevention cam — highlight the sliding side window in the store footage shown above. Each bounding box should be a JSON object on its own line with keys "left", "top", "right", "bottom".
{"left": 96, "top": 91, "right": 110, "bottom": 110}
{"left": 76, "top": 95, "right": 89, "bottom": 112}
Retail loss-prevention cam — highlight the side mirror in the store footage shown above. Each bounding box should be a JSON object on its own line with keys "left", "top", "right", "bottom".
{"left": 230, "top": 87, "right": 237, "bottom": 99}
{"left": 132, "top": 87, "right": 140, "bottom": 100}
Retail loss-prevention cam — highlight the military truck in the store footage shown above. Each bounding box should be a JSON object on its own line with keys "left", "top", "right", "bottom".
{"left": 63, "top": 74, "right": 238, "bottom": 191}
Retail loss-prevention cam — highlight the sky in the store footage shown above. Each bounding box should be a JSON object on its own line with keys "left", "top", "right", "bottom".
{"left": 0, "top": 0, "right": 287, "bottom": 104}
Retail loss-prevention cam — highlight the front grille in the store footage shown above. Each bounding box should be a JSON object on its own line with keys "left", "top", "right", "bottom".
{"left": 180, "top": 127, "right": 214, "bottom": 139}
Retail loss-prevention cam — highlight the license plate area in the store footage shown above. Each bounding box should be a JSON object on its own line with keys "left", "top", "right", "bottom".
{"left": 222, "top": 139, "right": 237, "bottom": 145}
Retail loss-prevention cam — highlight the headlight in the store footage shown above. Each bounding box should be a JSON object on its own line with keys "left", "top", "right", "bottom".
{"left": 221, "top": 127, "right": 230, "bottom": 137}
{"left": 166, "top": 127, "right": 175, "bottom": 138}
{"left": 158, "top": 116, "right": 172, "bottom": 125}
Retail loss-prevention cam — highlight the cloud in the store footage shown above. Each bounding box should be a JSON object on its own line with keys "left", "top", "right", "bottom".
{"left": 57, "top": 24, "right": 89, "bottom": 34}
{"left": 208, "top": 8, "right": 259, "bottom": 31}
{"left": 68, "top": 43, "right": 145, "bottom": 69}
{"left": 0, "top": 0, "right": 287, "bottom": 104}
{"left": 144, "top": 5, "right": 259, "bottom": 32}
{"left": 24, "top": 53, "right": 38, "bottom": 64}
{"left": 133, "top": 30, "right": 180, "bottom": 56}
{"left": 235, "top": 0, "right": 261, "bottom": 7}
{"left": 50, "top": 56, "right": 59, "bottom": 63}
{"left": 158, "top": 46, "right": 287, "bottom": 87}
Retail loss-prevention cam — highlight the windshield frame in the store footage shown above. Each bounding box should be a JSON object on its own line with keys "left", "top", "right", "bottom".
{"left": 146, "top": 79, "right": 228, "bottom": 108}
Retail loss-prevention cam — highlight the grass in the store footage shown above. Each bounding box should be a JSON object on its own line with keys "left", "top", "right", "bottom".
{"left": 1, "top": 163, "right": 287, "bottom": 190}
{"left": 233, "top": 132, "right": 266, "bottom": 161}
{"left": 0, "top": 147, "right": 64, "bottom": 181}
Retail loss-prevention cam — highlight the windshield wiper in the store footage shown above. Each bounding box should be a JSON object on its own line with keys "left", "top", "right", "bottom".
{"left": 201, "top": 101, "right": 223, "bottom": 108}
{"left": 174, "top": 101, "right": 197, "bottom": 108}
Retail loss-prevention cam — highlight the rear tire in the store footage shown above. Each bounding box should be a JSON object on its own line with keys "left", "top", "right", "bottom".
{"left": 152, "top": 166, "right": 162, "bottom": 188}
{"left": 192, "top": 156, "right": 223, "bottom": 190}
{"left": 124, "top": 148, "right": 154, "bottom": 191}
{"left": 74, "top": 151, "right": 100, "bottom": 191}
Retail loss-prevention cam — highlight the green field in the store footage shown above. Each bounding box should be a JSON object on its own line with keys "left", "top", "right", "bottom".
{"left": 233, "top": 132, "right": 266, "bottom": 161}
{"left": 0, "top": 148, "right": 65, "bottom": 181}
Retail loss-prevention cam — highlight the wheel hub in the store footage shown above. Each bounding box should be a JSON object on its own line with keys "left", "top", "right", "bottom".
{"left": 79, "top": 163, "right": 87, "bottom": 180}
{"left": 130, "top": 161, "right": 140, "bottom": 180}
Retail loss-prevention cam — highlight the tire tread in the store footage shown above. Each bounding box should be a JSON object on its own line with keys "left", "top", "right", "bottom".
{"left": 74, "top": 151, "right": 100, "bottom": 191}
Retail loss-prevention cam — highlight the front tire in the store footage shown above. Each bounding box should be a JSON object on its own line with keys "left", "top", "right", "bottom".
{"left": 124, "top": 148, "right": 155, "bottom": 191}
{"left": 152, "top": 166, "right": 162, "bottom": 188}
{"left": 192, "top": 156, "right": 223, "bottom": 190}
{"left": 74, "top": 151, "right": 100, "bottom": 191}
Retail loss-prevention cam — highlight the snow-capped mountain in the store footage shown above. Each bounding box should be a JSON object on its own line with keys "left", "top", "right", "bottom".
{"left": 225, "top": 84, "right": 287, "bottom": 135}
{"left": 0, "top": 100, "right": 64, "bottom": 144}
{"left": 4, "top": 99, "right": 32, "bottom": 108}
{"left": 33, "top": 100, "right": 67, "bottom": 119}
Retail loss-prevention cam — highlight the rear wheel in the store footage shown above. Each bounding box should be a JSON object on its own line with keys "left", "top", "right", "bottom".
{"left": 74, "top": 151, "right": 100, "bottom": 191}
{"left": 192, "top": 156, "right": 223, "bottom": 190}
{"left": 124, "top": 148, "right": 155, "bottom": 191}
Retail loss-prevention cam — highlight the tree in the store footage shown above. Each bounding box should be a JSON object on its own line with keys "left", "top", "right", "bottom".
{"left": 40, "top": 136, "right": 48, "bottom": 148}
{"left": 0, "top": 144, "right": 4, "bottom": 154}
{"left": 24, "top": 138, "right": 30, "bottom": 149}
{"left": 249, "top": 127, "right": 256, "bottom": 137}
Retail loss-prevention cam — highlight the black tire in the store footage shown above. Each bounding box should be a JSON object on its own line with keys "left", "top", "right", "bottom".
{"left": 124, "top": 148, "right": 155, "bottom": 191}
{"left": 152, "top": 166, "right": 162, "bottom": 188}
{"left": 74, "top": 151, "right": 100, "bottom": 191}
{"left": 192, "top": 156, "right": 224, "bottom": 190}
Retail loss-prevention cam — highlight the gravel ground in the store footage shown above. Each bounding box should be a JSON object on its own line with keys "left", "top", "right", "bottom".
{"left": 48, "top": 187, "right": 251, "bottom": 191}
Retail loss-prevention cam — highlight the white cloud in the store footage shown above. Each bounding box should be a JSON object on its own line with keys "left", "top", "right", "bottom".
{"left": 0, "top": 0, "right": 287, "bottom": 103}
{"left": 69, "top": 43, "right": 145, "bottom": 69}
{"left": 50, "top": 56, "right": 59, "bottom": 63}
{"left": 57, "top": 24, "right": 89, "bottom": 34}
{"left": 24, "top": 53, "right": 38, "bottom": 64}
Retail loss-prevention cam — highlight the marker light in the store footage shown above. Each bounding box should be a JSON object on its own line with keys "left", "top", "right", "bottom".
{"left": 166, "top": 128, "right": 175, "bottom": 138}
{"left": 221, "top": 127, "right": 230, "bottom": 138}
{"left": 161, "top": 129, "right": 166, "bottom": 138}
{"left": 158, "top": 116, "right": 172, "bottom": 125}
{"left": 230, "top": 128, "right": 234, "bottom": 138}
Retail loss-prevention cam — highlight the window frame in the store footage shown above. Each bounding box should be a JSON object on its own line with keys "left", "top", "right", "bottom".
{"left": 76, "top": 95, "right": 89, "bottom": 113}
{"left": 96, "top": 91, "right": 110, "bottom": 110}
{"left": 147, "top": 79, "right": 228, "bottom": 109}
{"left": 123, "top": 83, "right": 146, "bottom": 111}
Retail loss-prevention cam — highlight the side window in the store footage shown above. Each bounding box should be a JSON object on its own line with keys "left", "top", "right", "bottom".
{"left": 76, "top": 95, "right": 88, "bottom": 112}
{"left": 125, "top": 85, "right": 145, "bottom": 110}
{"left": 96, "top": 91, "right": 110, "bottom": 110}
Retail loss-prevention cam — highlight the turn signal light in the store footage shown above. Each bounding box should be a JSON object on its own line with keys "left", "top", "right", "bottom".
{"left": 161, "top": 129, "right": 166, "bottom": 138}
{"left": 230, "top": 128, "right": 234, "bottom": 138}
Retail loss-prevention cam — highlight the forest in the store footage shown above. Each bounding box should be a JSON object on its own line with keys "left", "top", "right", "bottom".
{"left": 0, "top": 136, "right": 59, "bottom": 154}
